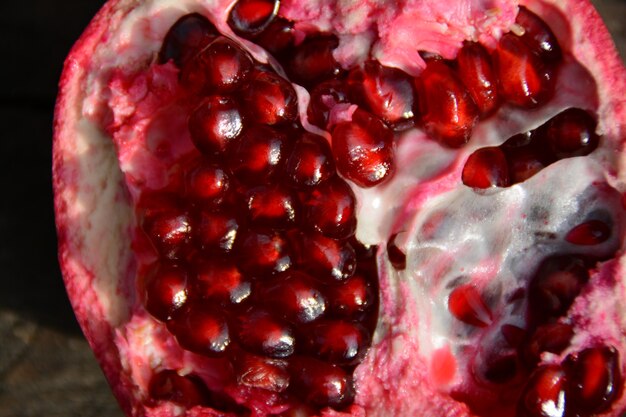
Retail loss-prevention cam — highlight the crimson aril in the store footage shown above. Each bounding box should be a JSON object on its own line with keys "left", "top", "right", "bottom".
{"left": 54, "top": 0, "right": 626, "bottom": 416}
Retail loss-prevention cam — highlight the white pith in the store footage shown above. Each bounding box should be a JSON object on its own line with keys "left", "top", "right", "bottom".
{"left": 53, "top": 0, "right": 626, "bottom": 416}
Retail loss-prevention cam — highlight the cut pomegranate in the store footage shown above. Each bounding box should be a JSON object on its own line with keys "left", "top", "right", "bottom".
{"left": 54, "top": 1, "right": 626, "bottom": 416}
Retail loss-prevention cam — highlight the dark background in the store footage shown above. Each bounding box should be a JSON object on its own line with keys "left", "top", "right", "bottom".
{"left": 0, "top": 1, "right": 623, "bottom": 416}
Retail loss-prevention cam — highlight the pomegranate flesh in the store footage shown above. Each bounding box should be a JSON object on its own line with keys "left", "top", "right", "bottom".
{"left": 53, "top": 0, "right": 626, "bottom": 416}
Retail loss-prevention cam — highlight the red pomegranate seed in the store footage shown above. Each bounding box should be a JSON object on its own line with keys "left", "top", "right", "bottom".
{"left": 142, "top": 209, "right": 192, "bottom": 259}
{"left": 387, "top": 233, "right": 406, "bottom": 270}
{"left": 504, "top": 145, "right": 548, "bottom": 184}
{"left": 517, "top": 365, "right": 567, "bottom": 417}
{"left": 447, "top": 284, "right": 493, "bottom": 327}
{"left": 149, "top": 370, "right": 207, "bottom": 407}
{"left": 182, "top": 37, "right": 253, "bottom": 93}
{"left": 305, "top": 320, "right": 370, "bottom": 366}
{"left": 234, "top": 351, "right": 290, "bottom": 392}
{"left": 515, "top": 6, "right": 562, "bottom": 64}
{"left": 159, "top": 13, "right": 217, "bottom": 67}
{"left": 539, "top": 108, "right": 600, "bottom": 159}
{"left": 479, "top": 348, "right": 520, "bottom": 383}
{"left": 185, "top": 162, "right": 230, "bottom": 204}
{"left": 285, "top": 132, "right": 335, "bottom": 189}
{"left": 245, "top": 70, "right": 298, "bottom": 125}
{"left": 168, "top": 304, "right": 231, "bottom": 357}
{"left": 501, "top": 324, "right": 527, "bottom": 348}
{"left": 528, "top": 255, "right": 589, "bottom": 323}
{"left": 456, "top": 41, "right": 499, "bottom": 117}
{"left": 565, "top": 345, "right": 622, "bottom": 414}
{"left": 237, "top": 229, "right": 292, "bottom": 275}
{"left": 327, "top": 274, "right": 375, "bottom": 318}
{"left": 228, "top": 124, "right": 289, "bottom": 185}
{"left": 292, "top": 232, "right": 356, "bottom": 283}
{"left": 303, "top": 177, "right": 357, "bottom": 240}
{"left": 261, "top": 271, "right": 327, "bottom": 324}
{"left": 188, "top": 96, "right": 244, "bottom": 156}
{"left": 194, "top": 209, "right": 240, "bottom": 253}
{"left": 255, "top": 17, "right": 296, "bottom": 56}
{"left": 351, "top": 60, "right": 416, "bottom": 128}
{"left": 462, "top": 147, "right": 510, "bottom": 189}
{"left": 227, "top": 0, "right": 279, "bottom": 37}
{"left": 192, "top": 259, "right": 251, "bottom": 305}
{"left": 415, "top": 59, "right": 479, "bottom": 148}
{"left": 289, "top": 357, "right": 355, "bottom": 408}
{"left": 287, "top": 35, "right": 343, "bottom": 86}
{"left": 244, "top": 184, "right": 298, "bottom": 229}
{"left": 495, "top": 33, "right": 555, "bottom": 109}
{"left": 144, "top": 263, "right": 189, "bottom": 322}
{"left": 235, "top": 309, "right": 295, "bottom": 358}
{"left": 331, "top": 108, "right": 395, "bottom": 188}
{"left": 522, "top": 322, "right": 574, "bottom": 365}
{"left": 565, "top": 219, "right": 611, "bottom": 245}
{"left": 307, "top": 79, "right": 351, "bottom": 130}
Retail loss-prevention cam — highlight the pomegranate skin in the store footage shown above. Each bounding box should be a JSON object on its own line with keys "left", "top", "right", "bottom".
{"left": 53, "top": 1, "right": 626, "bottom": 417}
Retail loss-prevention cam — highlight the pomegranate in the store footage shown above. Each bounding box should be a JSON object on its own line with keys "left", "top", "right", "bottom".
{"left": 53, "top": 0, "right": 626, "bottom": 416}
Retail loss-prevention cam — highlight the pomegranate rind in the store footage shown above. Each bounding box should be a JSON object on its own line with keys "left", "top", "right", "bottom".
{"left": 53, "top": 0, "right": 626, "bottom": 416}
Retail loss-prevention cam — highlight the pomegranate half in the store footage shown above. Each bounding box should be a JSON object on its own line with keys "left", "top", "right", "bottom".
{"left": 53, "top": 0, "right": 626, "bottom": 416}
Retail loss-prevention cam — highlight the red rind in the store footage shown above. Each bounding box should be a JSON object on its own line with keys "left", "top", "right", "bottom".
{"left": 53, "top": 0, "right": 626, "bottom": 416}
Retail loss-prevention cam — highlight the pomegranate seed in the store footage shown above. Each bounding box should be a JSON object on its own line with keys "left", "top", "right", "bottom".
{"left": 528, "top": 255, "right": 589, "bottom": 323}
{"left": 416, "top": 59, "right": 479, "bottom": 147}
{"left": 192, "top": 259, "right": 251, "bottom": 305}
{"left": 237, "top": 229, "right": 292, "bottom": 275}
{"left": 185, "top": 162, "right": 230, "bottom": 204}
{"left": 168, "top": 304, "right": 231, "bottom": 357}
{"left": 522, "top": 322, "right": 574, "bottom": 365}
{"left": 289, "top": 357, "right": 355, "bottom": 408}
{"left": 287, "top": 35, "right": 343, "bottom": 86}
{"left": 245, "top": 70, "right": 298, "bottom": 125}
{"left": 517, "top": 365, "right": 567, "bottom": 417}
{"left": 504, "top": 145, "right": 548, "bottom": 184}
{"left": 182, "top": 37, "right": 253, "bottom": 93}
{"left": 539, "top": 108, "right": 600, "bottom": 159}
{"left": 285, "top": 132, "right": 335, "bottom": 189}
{"left": 331, "top": 108, "right": 395, "bottom": 188}
{"left": 495, "top": 33, "right": 555, "bottom": 108}
{"left": 462, "top": 147, "right": 510, "bottom": 189}
{"left": 227, "top": 0, "right": 279, "bottom": 37}
{"left": 327, "top": 274, "right": 375, "bottom": 318}
{"left": 456, "top": 41, "right": 499, "bottom": 117}
{"left": 303, "top": 177, "right": 357, "bottom": 240}
{"left": 565, "top": 345, "right": 621, "bottom": 413}
{"left": 292, "top": 232, "right": 356, "bottom": 283}
{"left": 228, "top": 124, "right": 289, "bottom": 185}
{"left": 261, "top": 271, "right": 327, "bottom": 324}
{"left": 235, "top": 309, "right": 296, "bottom": 358}
{"left": 194, "top": 209, "right": 240, "bottom": 253}
{"left": 144, "top": 263, "right": 189, "bottom": 322}
{"left": 142, "top": 210, "right": 192, "bottom": 259}
{"left": 351, "top": 60, "right": 416, "bottom": 128}
{"left": 159, "top": 14, "right": 217, "bottom": 67}
{"left": 307, "top": 79, "right": 351, "bottom": 129}
{"left": 480, "top": 349, "right": 520, "bottom": 383}
{"left": 188, "top": 96, "right": 244, "bottom": 156}
{"left": 149, "top": 370, "right": 207, "bottom": 407}
{"left": 387, "top": 233, "right": 406, "bottom": 270}
{"left": 255, "top": 17, "right": 296, "bottom": 55}
{"left": 234, "top": 351, "right": 290, "bottom": 392}
{"left": 305, "top": 320, "right": 370, "bottom": 366}
{"left": 448, "top": 284, "right": 493, "bottom": 327}
{"left": 566, "top": 219, "right": 611, "bottom": 245}
{"left": 243, "top": 184, "right": 298, "bottom": 229}
{"left": 515, "top": 6, "right": 562, "bottom": 64}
